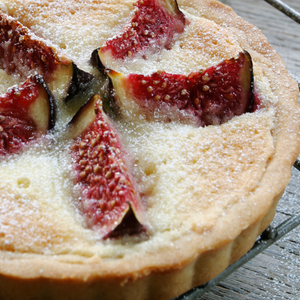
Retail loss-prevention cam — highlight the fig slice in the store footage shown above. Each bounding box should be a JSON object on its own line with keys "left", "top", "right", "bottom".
{"left": 107, "top": 51, "right": 259, "bottom": 126}
{"left": 95, "top": 0, "right": 187, "bottom": 68}
{"left": 0, "top": 11, "right": 93, "bottom": 102}
{"left": 69, "top": 94, "right": 147, "bottom": 238}
{"left": 0, "top": 75, "right": 55, "bottom": 155}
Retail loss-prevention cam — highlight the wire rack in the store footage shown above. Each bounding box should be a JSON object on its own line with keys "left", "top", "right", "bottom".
{"left": 173, "top": 1, "right": 300, "bottom": 299}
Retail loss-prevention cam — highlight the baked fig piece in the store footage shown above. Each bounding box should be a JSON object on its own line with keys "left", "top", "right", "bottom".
{"left": 0, "top": 75, "right": 55, "bottom": 155}
{"left": 0, "top": 11, "right": 93, "bottom": 102}
{"left": 69, "top": 94, "right": 147, "bottom": 238}
{"left": 107, "top": 51, "right": 259, "bottom": 126}
{"left": 95, "top": 0, "right": 187, "bottom": 68}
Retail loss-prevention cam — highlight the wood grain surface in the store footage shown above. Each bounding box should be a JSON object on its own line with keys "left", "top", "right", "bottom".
{"left": 199, "top": 1, "right": 300, "bottom": 299}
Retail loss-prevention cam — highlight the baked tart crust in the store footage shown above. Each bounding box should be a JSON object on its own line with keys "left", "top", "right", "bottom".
{"left": 0, "top": 0, "right": 299, "bottom": 299}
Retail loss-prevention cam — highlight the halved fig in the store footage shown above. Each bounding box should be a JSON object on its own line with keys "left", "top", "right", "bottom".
{"left": 69, "top": 94, "right": 147, "bottom": 238}
{"left": 0, "top": 75, "right": 55, "bottom": 155}
{"left": 107, "top": 51, "right": 259, "bottom": 126}
{"left": 0, "top": 11, "right": 93, "bottom": 102}
{"left": 95, "top": 0, "right": 187, "bottom": 68}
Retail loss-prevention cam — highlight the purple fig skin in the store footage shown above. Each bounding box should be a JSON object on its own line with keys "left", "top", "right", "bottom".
{"left": 65, "top": 63, "right": 95, "bottom": 103}
{"left": 69, "top": 94, "right": 147, "bottom": 238}
{"left": 0, "top": 10, "right": 93, "bottom": 103}
{"left": 91, "top": 47, "right": 105, "bottom": 72}
{"left": 34, "top": 75, "right": 56, "bottom": 131}
{"left": 0, "top": 75, "right": 56, "bottom": 155}
{"left": 105, "top": 51, "right": 258, "bottom": 126}
{"left": 93, "top": 0, "right": 187, "bottom": 69}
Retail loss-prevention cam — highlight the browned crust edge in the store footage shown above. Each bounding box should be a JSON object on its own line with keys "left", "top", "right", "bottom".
{"left": 0, "top": 1, "right": 300, "bottom": 299}
{"left": 0, "top": 192, "right": 282, "bottom": 300}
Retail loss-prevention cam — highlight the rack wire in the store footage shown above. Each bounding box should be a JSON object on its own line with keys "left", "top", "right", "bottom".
{"left": 174, "top": 1, "right": 300, "bottom": 299}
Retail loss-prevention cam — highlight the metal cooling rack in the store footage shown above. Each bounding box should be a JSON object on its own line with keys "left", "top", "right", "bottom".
{"left": 173, "top": 1, "right": 300, "bottom": 299}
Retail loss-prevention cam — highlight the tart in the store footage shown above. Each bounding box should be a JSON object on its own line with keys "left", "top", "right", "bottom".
{"left": 0, "top": 0, "right": 299, "bottom": 300}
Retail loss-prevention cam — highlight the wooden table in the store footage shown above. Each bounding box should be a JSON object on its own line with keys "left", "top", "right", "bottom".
{"left": 198, "top": 0, "right": 300, "bottom": 299}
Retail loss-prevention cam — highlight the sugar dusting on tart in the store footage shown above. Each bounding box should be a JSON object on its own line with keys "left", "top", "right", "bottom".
{"left": 101, "top": 14, "right": 244, "bottom": 75}
{"left": 0, "top": 4, "right": 298, "bottom": 299}
{"left": 0, "top": 0, "right": 136, "bottom": 74}
{"left": 0, "top": 70, "right": 21, "bottom": 93}
{"left": 0, "top": 0, "right": 279, "bottom": 258}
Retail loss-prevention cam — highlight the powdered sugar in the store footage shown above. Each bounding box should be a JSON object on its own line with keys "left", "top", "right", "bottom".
{"left": 0, "top": 0, "right": 294, "bottom": 259}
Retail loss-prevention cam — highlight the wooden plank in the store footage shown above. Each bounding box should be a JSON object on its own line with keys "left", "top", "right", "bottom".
{"left": 197, "top": 1, "right": 300, "bottom": 299}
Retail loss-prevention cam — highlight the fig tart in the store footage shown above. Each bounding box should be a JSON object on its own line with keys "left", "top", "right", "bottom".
{"left": 0, "top": 0, "right": 299, "bottom": 300}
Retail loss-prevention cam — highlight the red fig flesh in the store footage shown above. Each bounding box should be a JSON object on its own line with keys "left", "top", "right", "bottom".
{"left": 98, "top": 0, "right": 186, "bottom": 66}
{"left": 0, "top": 11, "right": 93, "bottom": 102}
{"left": 0, "top": 75, "right": 55, "bottom": 155}
{"left": 69, "top": 94, "right": 146, "bottom": 238}
{"left": 107, "top": 51, "right": 259, "bottom": 126}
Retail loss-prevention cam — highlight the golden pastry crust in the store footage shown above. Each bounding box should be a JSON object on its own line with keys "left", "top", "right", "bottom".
{"left": 0, "top": 0, "right": 299, "bottom": 299}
